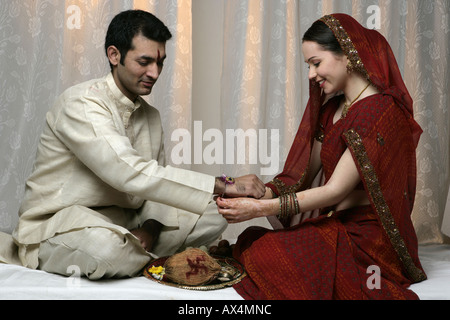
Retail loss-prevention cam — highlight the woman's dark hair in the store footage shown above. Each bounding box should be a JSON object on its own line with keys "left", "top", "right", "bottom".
{"left": 302, "top": 20, "right": 343, "bottom": 56}
{"left": 105, "top": 10, "right": 173, "bottom": 70}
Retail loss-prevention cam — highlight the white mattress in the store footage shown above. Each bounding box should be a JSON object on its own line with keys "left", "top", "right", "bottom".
{"left": 409, "top": 244, "right": 450, "bottom": 300}
{"left": 0, "top": 245, "right": 449, "bottom": 300}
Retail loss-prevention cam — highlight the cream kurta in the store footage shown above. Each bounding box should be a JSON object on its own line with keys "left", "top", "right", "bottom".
{"left": 5, "top": 73, "right": 216, "bottom": 268}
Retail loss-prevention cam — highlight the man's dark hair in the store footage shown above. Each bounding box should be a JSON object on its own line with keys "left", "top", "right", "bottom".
{"left": 302, "top": 20, "right": 343, "bottom": 56}
{"left": 105, "top": 10, "right": 173, "bottom": 71}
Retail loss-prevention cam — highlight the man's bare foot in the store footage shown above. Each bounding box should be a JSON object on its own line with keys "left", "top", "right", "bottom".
{"left": 130, "top": 220, "right": 162, "bottom": 252}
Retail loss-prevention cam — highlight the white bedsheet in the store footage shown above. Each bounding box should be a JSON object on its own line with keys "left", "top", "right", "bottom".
{"left": 409, "top": 244, "right": 450, "bottom": 300}
{"left": 1, "top": 245, "right": 449, "bottom": 300}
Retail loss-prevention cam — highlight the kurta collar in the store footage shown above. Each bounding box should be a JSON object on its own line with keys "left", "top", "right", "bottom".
{"left": 106, "top": 73, "right": 142, "bottom": 128}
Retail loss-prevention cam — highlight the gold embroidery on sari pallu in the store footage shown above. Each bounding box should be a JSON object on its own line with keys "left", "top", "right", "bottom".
{"left": 343, "top": 128, "right": 426, "bottom": 283}
{"left": 320, "top": 15, "right": 371, "bottom": 84}
{"left": 269, "top": 171, "right": 307, "bottom": 196}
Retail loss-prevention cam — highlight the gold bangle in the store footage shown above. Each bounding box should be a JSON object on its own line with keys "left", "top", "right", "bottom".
{"left": 277, "top": 193, "right": 301, "bottom": 223}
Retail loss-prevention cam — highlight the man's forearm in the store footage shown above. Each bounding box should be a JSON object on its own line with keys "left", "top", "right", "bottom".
{"left": 214, "top": 177, "right": 226, "bottom": 195}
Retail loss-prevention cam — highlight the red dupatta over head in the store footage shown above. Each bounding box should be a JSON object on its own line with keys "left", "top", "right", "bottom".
{"left": 266, "top": 14, "right": 426, "bottom": 283}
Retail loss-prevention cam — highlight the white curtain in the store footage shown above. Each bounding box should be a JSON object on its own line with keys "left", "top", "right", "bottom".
{"left": 1, "top": 0, "right": 449, "bottom": 245}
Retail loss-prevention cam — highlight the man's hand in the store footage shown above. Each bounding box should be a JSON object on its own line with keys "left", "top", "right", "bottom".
{"left": 130, "top": 220, "right": 162, "bottom": 252}
{"left": 215, "top": 174, "right": 265, "bottom": 199}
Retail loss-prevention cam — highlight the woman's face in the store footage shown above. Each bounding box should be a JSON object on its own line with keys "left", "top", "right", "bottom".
{"left": 302, "top": 41, "right": 349, "bottom": 95}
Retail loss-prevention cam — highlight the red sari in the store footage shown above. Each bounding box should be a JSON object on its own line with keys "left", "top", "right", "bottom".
{"left": 233, "top": 14, "right": 426, "bottom": 300}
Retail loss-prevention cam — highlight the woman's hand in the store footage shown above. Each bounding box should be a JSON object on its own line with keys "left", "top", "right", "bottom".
{"left": 216, "top": 197, "right": 278, "bottom": 224}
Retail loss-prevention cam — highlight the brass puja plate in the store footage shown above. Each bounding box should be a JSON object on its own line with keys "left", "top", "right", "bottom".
{"left": 143, "top": 255, "right": 246, "bottom": 291}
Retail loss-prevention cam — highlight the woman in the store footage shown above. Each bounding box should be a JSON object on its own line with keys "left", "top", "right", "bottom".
{"left": 216, "top": 14, "right": 426, "bottom": 300}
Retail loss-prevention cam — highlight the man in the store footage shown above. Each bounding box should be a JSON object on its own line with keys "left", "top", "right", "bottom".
{"left": 6, "top": 10, "right": 265, "bottom": 280}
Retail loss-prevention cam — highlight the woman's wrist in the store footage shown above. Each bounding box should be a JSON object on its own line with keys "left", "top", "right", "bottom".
{"left": 262, "top": 198, "right": 280, "bottom": 218}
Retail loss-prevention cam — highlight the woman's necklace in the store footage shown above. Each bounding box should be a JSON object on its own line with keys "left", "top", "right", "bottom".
{"left": 341, "top": 83, "right": 371, "bottom": 118}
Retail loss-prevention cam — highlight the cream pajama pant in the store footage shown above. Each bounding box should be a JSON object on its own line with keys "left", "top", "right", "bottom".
{"left": 37, "top": 201, "right": 227, "bottom": 280}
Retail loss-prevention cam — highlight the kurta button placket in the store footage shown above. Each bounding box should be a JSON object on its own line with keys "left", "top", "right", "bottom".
{"left": 123, "top": 110, "right": 132, "bottom": 128}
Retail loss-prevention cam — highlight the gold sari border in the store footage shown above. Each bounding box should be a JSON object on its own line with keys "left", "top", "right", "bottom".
{"left": 268, "top": 171, "right": 306, "bottom": 196}
{"left": 343, "top": 128, "right": 426, "bottom": 283}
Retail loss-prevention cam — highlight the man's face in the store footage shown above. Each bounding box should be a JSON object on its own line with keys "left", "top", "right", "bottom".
{"left": 109, "top": 34, "right": 167, "bottom": 101}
